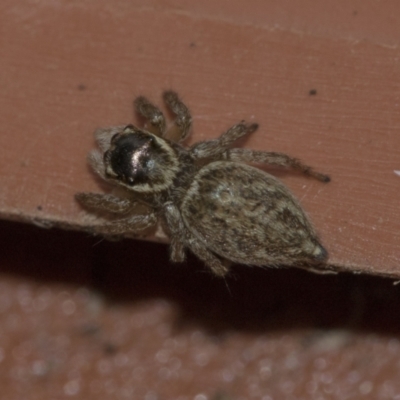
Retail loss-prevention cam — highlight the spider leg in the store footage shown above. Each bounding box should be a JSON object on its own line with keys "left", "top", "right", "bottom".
{"left": 227, "top": 149, "right": 331, "bottom": 182}
{"left": 87, "top": 150, "right": 107, "bottom": 179}
{"left": 163, "top": 91, "right": 192, "bottom": 143}
{"left": 90, "top": 213, "right": 158, "bottom": 236}
{"left": 75, "top": 192, "right": 137, "bottom": 214}
{"left": 187, "top": 238, "right": 230, "bottom": 276}
{"left": 163, "top": 202, "right": 187, "bottom": 262}
{"left": 162, "top": 202, "right": 230, "bottom": 275}
{"left": 94, "top": 126, "right": 125, "bottom": 152}
{"left": 134, "top": 95, "right": 166, "bottom": 136}
{"left": 190, "top": 122, "right": 258, "bottom": 159}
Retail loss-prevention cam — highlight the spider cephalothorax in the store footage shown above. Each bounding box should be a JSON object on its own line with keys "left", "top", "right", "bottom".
{"left": 76, "top": 91, "right": 330, "bottom": 276}
{"left": 103, "top": 125, "right": 180, "bottom": 193}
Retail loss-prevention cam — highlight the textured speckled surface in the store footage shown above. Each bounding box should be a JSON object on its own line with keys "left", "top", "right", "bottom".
{"left": 2, "top": 220, "right": 400, "bottom": 399}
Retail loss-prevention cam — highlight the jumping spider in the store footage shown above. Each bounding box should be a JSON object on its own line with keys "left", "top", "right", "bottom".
{"left": 76, "top": 91, "right": 330, "bottom": 276}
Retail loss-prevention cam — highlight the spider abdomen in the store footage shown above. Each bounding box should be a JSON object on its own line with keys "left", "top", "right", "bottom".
{"left": 181, "top": 161, "right": 327, "bottom": 267}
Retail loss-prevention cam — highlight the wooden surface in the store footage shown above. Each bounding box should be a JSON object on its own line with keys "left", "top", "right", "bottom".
{"left": 0, "top": 0, "right": 399, "bottom": 276}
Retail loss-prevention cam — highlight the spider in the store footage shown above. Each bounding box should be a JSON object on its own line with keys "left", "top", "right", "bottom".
{"left": 76, "top": 91, "right": 330, "bottom": 276}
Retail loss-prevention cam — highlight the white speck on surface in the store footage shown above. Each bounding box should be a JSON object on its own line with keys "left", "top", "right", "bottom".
{"left": 64, "top": 379, "right": 80, "bottom": 396}
{"left": 306, "top": 380, "right": 318, "bottom": 394}
{"left": 32, "top": 287, "right": 52, "bottom": 312}
{"left": 284, "top": 354, "right": 299, "bottom": 370}
{"left": 17, "top": 286, "right": 32, "bottom": 310}
{"left": 62, "top": 299, "right": 76, "bottom": 315}
{"left": 394, "top": 170, "right": 400, "bottom": 176}
{"left": 194, "top": 394, "right": 208, "bottom": 400}
{"left": 194, "top": 352, "right": 209, "bottom": 367}
{"left": 387, "top": 339, "right": 400, "bottom": 351}
{"left": 169, "top": 356, "right": 182, "bottom": 371}
{"left": 222, "top": 368, "right": 234, "bottom": 382}
{"left": 347, "top": 370, "right": 361, "bottom": 384}
{"left": 158, "top": 366, "right": 172, "bottom": 380}
{"left": 190, "top": 330, "right": 206, "bottom": 344}
{"left": 155, "top": 349, "right": 171, "bottom": 364}
{"left": 320, "top": 372, "right": 333, "bottom": 384}
{"left": 145, "top": 390, "right": 159, "bottom": 400}
{"left": 31, "top": 359, "right": 48, "bottom": 376}
{"left": 259, "top": 365, "right": 272, "bottom": 379}
{"left": 359, "top": 380, "right": 373, "bottom": 395}
{"left": 380, "top": 380, "right": 396, "bottom": 398}
{"left": 114, "top": 353, "right": 129, "bottom": 367}
{"left": 280, "top": 379, "right": 295, "bottom": 394}
{"left": 104, "top": 378, "right": 117, "bottom": 394}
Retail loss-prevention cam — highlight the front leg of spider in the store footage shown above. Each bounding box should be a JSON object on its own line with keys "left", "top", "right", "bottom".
{"left": 163, "top": 90, "right": 192, "bottom": 142}
{"left": 76, "top": 192, "right": 135, "bottom": 214}
{"left": 134, "top": 95, "right": 166, "bottom": 136}
{"left": 76, "top": 192, "right": 158, "bottom": 235}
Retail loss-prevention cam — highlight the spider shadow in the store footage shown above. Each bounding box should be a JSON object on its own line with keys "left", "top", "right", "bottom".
{"left": 93, "top": 238, "right": 398, "bottom": 337}
{"left": 1, "top": 220, "right": 399, "bottom": 338}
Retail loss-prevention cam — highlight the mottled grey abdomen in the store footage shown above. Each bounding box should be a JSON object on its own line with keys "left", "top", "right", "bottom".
{"left": 181, "top": 161, "right": 326, "bottom": 266}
